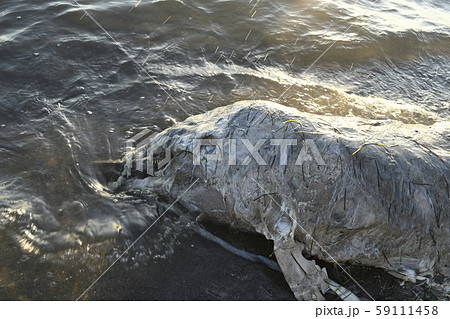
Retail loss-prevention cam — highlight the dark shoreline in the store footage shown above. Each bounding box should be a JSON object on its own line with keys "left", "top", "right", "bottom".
{"left": 0, "top": 219, "right": 446, "bottom": 301}
{"left": 87, "top": 222, "right": 446, "bottom": 301}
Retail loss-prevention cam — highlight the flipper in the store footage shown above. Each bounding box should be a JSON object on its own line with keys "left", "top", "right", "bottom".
{"left": 326, "top": 278, "right": 361, "bottom": 301}
{"left": 274, "top": 239, "right": 328, "bottom": 300}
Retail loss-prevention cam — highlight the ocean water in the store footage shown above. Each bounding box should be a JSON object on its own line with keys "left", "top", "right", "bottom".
{"left": 0, "top": 0, "right": 449, "bottom": 300}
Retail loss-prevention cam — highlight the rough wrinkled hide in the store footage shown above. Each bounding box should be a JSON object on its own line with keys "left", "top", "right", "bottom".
{"left": 115, "top": 100, "right": 449, "bottom": 300}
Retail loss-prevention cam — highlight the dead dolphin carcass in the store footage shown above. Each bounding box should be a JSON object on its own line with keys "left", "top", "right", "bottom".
{"left": 114, "top": 100, "right": 449, "bottom": 300}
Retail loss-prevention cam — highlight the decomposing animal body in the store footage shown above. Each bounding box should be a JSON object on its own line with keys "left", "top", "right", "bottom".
{"left": 114, "top": 100, "right": 449, "bottom": 300}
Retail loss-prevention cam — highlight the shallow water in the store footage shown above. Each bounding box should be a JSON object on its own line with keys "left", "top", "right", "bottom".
{"left": 0, "top": 0, "right": 449, "bottom": 300}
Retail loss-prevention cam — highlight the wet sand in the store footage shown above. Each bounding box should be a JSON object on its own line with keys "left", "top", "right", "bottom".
{"left": 88, "top": 226, "right": 295, "bottom": 300}
{"left": 86, "top": 222, "right": 446, "bottom": 301}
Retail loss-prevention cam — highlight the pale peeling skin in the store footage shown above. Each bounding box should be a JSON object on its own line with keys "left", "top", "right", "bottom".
{"left": 115, "top": 100, "right": 449, "bottom": 300}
